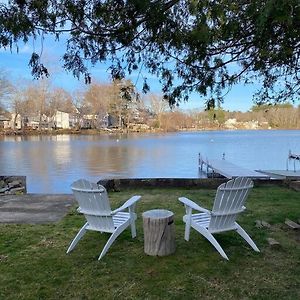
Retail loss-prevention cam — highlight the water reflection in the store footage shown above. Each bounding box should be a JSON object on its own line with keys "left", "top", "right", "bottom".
{"left": 1, "top": 130, "right": 300, "bottom": 193}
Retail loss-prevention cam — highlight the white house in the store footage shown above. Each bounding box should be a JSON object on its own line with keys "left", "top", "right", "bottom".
{"left": 224, "top": 118, "right": 237, "bottom": 129}
{"left": 0, "top": 115, "right": 11, "bottom": 129}
{"left": 9, "top": 113, "right": 22, "bottom": 129}
{"left": 53, "top": 111, "right": 70, "bottom": 129}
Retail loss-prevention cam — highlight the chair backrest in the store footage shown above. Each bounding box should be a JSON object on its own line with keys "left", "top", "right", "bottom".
{"left": 71, "top": 179, "right": 115, "bottom": 232}
{"left": 208, "top": 177, "right": 253, "bottom": 233}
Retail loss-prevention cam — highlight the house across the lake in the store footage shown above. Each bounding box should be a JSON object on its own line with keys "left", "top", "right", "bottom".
{"left": 1, "top": 105, "right": 149, "bottom": 131}
{"left": 0, "top": 115, "right": 11, "bottom": 129}
{"left": 52, "top": 111, "right": 71, "bottom": 129}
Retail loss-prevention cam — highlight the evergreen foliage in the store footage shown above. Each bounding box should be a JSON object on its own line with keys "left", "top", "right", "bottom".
{"left": 1, "top": 1, "right": 299, "bottom": 106}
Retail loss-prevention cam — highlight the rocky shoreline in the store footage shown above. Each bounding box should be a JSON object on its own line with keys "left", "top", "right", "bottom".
{"left": 1, "top": 175, "right": 299, "bottom": 196}
{"left": 0, "top": 176, "right": 26, "bottom": 195}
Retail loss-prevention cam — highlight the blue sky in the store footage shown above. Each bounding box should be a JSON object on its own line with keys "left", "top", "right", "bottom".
{"left": 0, "top": 36, "right": 258, "bottom": 112}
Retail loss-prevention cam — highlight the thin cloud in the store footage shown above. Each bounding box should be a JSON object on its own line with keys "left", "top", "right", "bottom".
{"left": 19, "top": 45, "right": 33, "bottom": 54}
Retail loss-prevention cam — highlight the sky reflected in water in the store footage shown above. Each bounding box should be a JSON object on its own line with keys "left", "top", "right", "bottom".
{"left": 1, "top": 130, "right": 300, "bottom": 193}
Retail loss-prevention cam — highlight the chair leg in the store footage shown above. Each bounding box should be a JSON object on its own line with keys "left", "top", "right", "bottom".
{"left": 67, "top": 222, "right": 88, "bottom": 254}
{"left": 183, "top": 208, "right": 193, "bottom": 241}
{"left": 129, "top": 212, "right": 137, "bottom": 238}
{"left": 194, "top": 224, "right": 229, "bottom": 260}
{"left": 98, "top": 223, "right": 128, "bottom": 260}
{"left": 130, "top": 218, "right": 137, "bottom": 238}
{"left": 236, "top": 223, "right": 260, "bottom": 252}
{"left": 184, "top": 222, "right": 191, "bottom": 241}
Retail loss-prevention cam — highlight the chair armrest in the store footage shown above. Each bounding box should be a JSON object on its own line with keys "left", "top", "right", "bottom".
{"left": 77, "top": 207, "right": 112, "bottom": 216}
{"left": 178, "top": 197, "right": 211, "bottom": 214}
{"left": 111, "top": 195, "right": 141, "bottom": 214}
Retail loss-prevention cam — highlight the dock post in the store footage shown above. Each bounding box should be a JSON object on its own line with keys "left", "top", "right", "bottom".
{"left": 206, "top": 158, "right": 209, "bottom": 175}
{"left": 199, "top": 153, "right": 203, "bottom": 171}
{"left": 287, "top": 150, "right": 291, "bottom": 171}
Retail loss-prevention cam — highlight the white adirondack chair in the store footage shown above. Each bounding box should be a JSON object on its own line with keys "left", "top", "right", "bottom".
{"left": 178, "top": 177, "right": 260, "bottom": 260}
{"left": 67, "top": 179, "right": 141, "bottom": 260}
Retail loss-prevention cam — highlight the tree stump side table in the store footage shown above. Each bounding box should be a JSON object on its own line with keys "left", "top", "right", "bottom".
{"left": 142, "top": 209, "right": 175, "bottom": 256}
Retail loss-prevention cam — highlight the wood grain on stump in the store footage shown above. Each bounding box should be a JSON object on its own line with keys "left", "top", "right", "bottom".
{"left": 142, "top": 209, "right": 175, "bottom": 256}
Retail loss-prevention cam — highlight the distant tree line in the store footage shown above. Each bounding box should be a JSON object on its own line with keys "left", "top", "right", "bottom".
{"left": 0, "top": 71, "right": 300, "bottom": 132}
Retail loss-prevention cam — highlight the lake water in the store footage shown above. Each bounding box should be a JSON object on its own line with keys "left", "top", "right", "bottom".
{"left": 1, "top": 130, "right": 300, "bottom": 193}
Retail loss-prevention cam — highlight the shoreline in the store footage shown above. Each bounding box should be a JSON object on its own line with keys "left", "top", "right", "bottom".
{"left": 1, "top": 177, "right": 297, "bottom": 195}
{"left": 1, "top": 127, "right": 300, "bottom": 137}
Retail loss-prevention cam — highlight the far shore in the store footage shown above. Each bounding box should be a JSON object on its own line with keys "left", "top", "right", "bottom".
{"left": 1, "top": 126, "right": 299, "bottom": 137}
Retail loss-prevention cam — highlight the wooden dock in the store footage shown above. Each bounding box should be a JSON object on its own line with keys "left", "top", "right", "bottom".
{"left": 199, "top": 154, "right": 270, "bottom": 179}
{"left": 258, "top": 170, "right": 300, "bottom": 180}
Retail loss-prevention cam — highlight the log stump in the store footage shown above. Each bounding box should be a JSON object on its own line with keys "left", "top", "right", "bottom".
{"left": 142, "top": 209, "right": 175, "bottom": 256}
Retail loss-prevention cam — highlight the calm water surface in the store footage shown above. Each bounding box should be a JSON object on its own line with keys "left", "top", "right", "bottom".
{"left": 1, "top": 130, "right": 300, "bottom": 193}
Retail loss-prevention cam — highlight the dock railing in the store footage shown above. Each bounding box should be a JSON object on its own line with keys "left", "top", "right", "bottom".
{"left": 199, "top": 153, "right": 216, "bottom": 177}
{"left": 287, "top": 150, "right": 300, "bottom": 172}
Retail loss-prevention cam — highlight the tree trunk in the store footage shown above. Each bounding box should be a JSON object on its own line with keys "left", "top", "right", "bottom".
{"left": 12, "top": 113, "right": 18, "bottom": 130}
{"left": 143, "top": 209, "right": 175, "bottom": 256}
{"left": 39, "top": 112, "right": 42, "bottom": 132}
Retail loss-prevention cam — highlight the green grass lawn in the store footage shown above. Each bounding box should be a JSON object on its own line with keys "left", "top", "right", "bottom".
{"left": 0, "top": 185, "right": 299, "bottom": 299}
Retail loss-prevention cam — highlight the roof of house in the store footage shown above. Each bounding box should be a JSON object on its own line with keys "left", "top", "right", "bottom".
{"left": 0, "top": 115, "right": 10, "bottom": 121}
